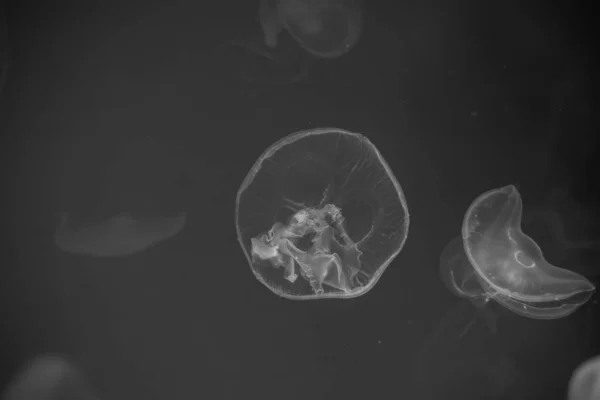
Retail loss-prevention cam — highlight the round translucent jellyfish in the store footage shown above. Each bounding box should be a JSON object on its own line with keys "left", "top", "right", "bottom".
{"left": 439, "top": 236, "right": 498, "bottom": 338}
{"left": 569, "top": 354, "right": 600, "bottom": 400}
{"left": 235, "top": 127, "right": 409, "bottom": 299}
{"left": 462, "top": 184, "right": 596, "bottom": 319}
{"left": 258, "top": 0, "right": 363, "bottom": 58}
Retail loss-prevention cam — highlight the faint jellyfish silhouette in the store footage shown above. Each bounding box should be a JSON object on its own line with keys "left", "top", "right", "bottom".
{"left": 235, "top": 127, "right": 409, "bottom": 299}
{"left": 569, "top": 354, "right": 600, "bottom": 400}
{"left": 1, "top": 354, "right": 100, "bottom": 400}
{"left": 54, "top": 211, "right": 187, "bottom": 257}
{"left": 55, "top": 136, "right": 193, "bottom": 258}
{"left": 462, "top": 184, "right": 596, "bottom": 319}
{"left": 259, "top": 0, "right": 363, "bottom": 58}
{"left": 439, "top": 236, "right": 498, "bottom": 339}
{"left": 223, "top": 0, "right": 362, "bottom": 86}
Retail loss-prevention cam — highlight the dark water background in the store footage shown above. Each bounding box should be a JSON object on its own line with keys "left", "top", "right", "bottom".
{"left": 0, "top": 1, "right": 598, "bottom": 399}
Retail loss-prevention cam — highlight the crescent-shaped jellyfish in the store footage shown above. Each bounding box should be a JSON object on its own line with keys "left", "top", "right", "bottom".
{"left": 458, "top": 184, "right": 596, "bottom": 319}
{"left": 235, "top": 127, "right": 409, "bottom": 299}
{"left": 1, "top": 354, "right": 100, "bottom": 400}
{"left": 54, "top": 211, "right": 186, "bottom": 257}
{"left": 258, "top": 0, "right": 363, "bottom": 58}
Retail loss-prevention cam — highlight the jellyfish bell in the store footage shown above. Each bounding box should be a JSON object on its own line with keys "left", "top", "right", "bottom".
{"left": 235, "top": 127, "right": 409, "bottom": 300}
{"left": 461, "top": 184, "right": 596, "bottom": 319}
{"left": 259, "top": 0, "right": 363, "bottom": 58}
{"left": 277, "top": 0, "right": 363, "bottom": 58}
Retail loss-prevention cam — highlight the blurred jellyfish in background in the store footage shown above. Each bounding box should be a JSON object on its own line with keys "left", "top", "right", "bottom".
{"left": 1, "top": 355, "right": 100, "bottom": 400}
{"left": 569, "top": 355, "right": 600, "bottom": 400}
{"left": 220, "top": 0, "right": 362, "bottom": 86}
{"left": 259, "top": 0, "right": 363, "bottom": 58}
{"left": 54, "top": 211, "right": 186, "bottom": 257}
{"left": 54, "top": 136, "right": 193, "bottom": 258}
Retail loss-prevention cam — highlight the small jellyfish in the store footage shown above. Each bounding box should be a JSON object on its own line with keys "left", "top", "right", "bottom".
{"left": 235, "top": 127, "right": 409, "bottom": 299}
{"left": 569, "top": 355, "right": 600, "bottom": 400}
{"left": 461, "top": 184, "right": 596, "bottom": 319}
{"left": 1, "top": 354, "right": 100, "bottom": 400}
{"left": 259, "top": 0, "right": 363, "bottom": 58}
{"left": 54, "top": 211, "right": 186, "bottom": 257}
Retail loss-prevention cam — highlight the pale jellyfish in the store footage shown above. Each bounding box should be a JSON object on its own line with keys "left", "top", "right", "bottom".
{"left": 54, "top": 211, "right": 186, "bottom": 257}
{"left": 1, "top": 354, "right": 100, "bottom": 400}
{"left": 569, "top": 355, "right": 600, "bottom": 400}
{"left": 458, "top": 184, "right": 596, "bottom": 319}
{"left": 259, "top": 0, "right": 363, "bottom": 58}
{"left": 235, "top": 127, "right": 409, "bottom": 299}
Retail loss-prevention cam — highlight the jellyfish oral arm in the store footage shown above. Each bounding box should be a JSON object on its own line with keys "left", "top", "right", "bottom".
{"left": 251, "top": 236, "right": 279, "bottom": 259}
{"left": 249, "top": 204, "right": 355, "bottom": 292}
{"left": 251, "top": 215, "right": 310, "bottom": 259}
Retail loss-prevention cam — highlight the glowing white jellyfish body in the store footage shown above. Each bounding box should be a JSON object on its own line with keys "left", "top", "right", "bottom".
{"left": 443, "top": 184, "right": 595, "bottom": 319}
{"left": 235, "top": 127, "right": 409, "bottom": 299}
{"left": 54, "top": 211, "right": 186, "bottom": 257}
{"left": 259, "top": 0, "right": 363, "bottom": 58}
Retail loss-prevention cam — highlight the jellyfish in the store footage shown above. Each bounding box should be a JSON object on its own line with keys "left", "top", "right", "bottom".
{"left": 459, "top": 184, "right": 596, "bottom": 319}
{"left": 235, "top": 127, "right": 409, "bottom": 299}
{"left": 258, "top": 0, "right": 363, "bottom": 58}
{"left": 54, "top": 211, "right": 186, "bottom": 257}
{"left": 1, "top": 354, "right": 100, "bottom": 400}
{"left": 569, "top": 355, "right": 600, "bottom": 400}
